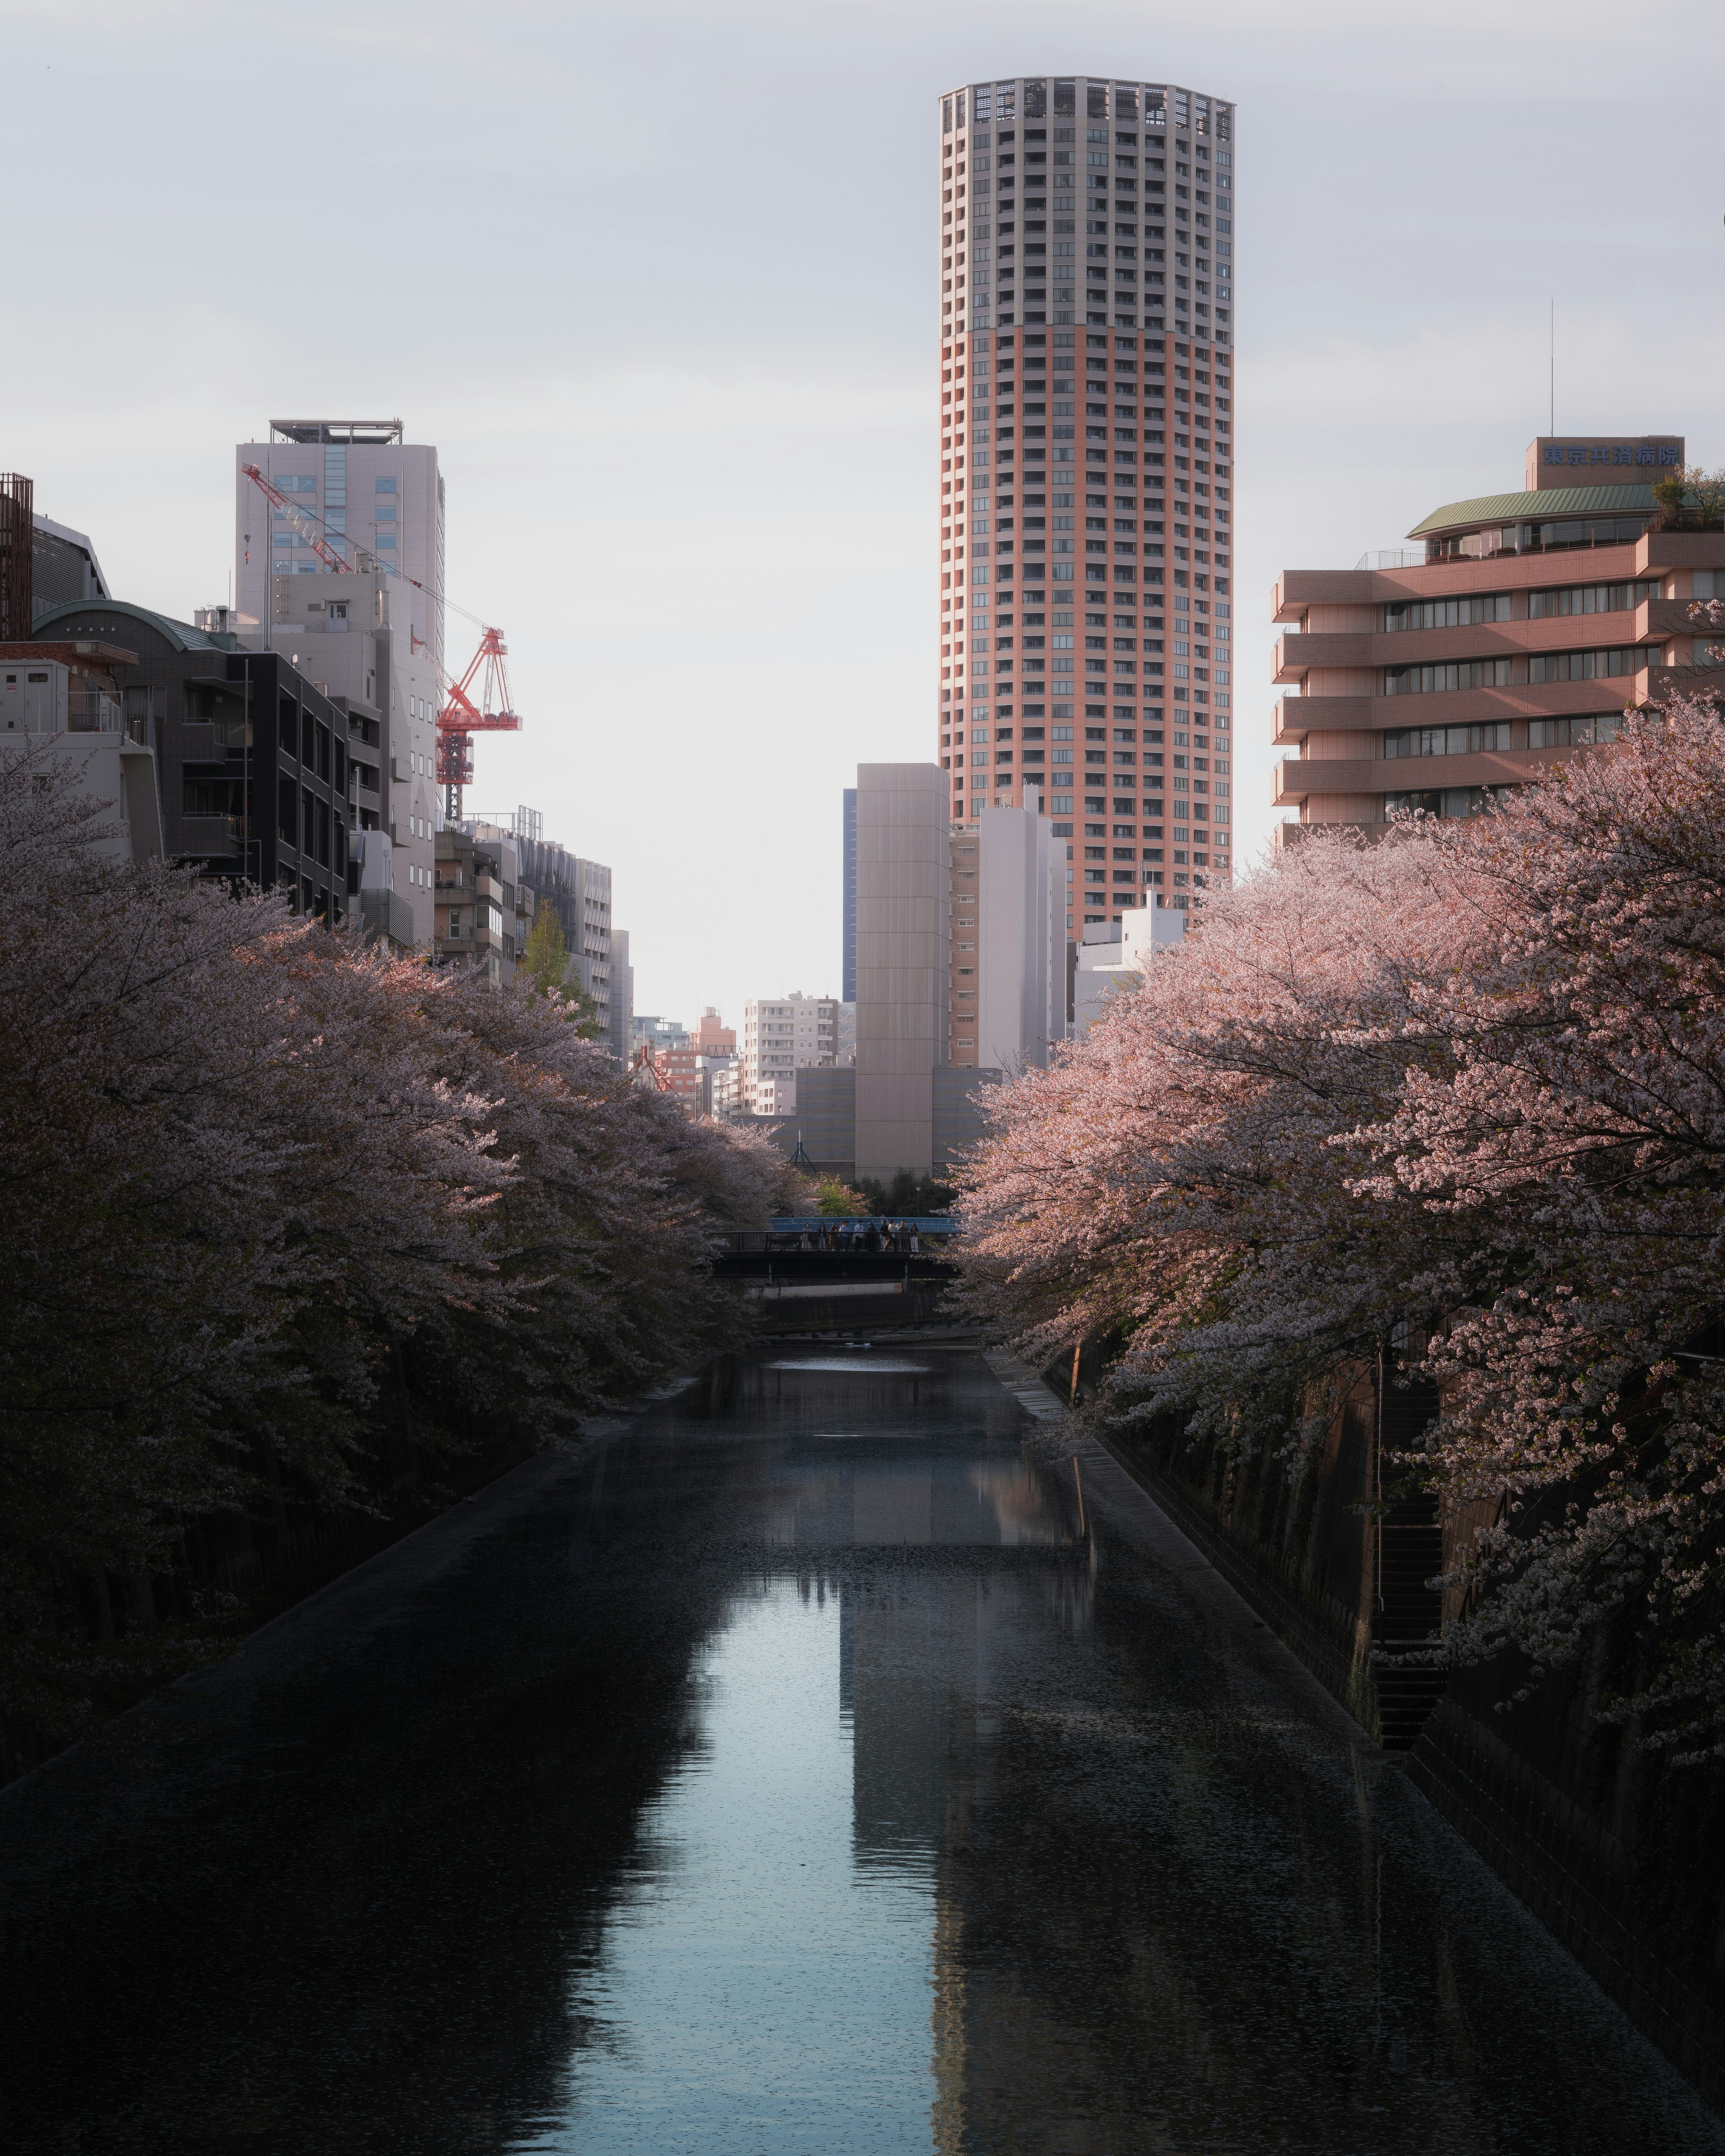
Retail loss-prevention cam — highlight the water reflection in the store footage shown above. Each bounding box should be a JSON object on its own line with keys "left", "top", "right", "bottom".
{"left": 0, "top": 1349, "right": 1718, "bottom": 2155}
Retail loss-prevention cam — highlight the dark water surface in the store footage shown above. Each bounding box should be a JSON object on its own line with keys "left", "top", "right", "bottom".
{"left": 1, "top": 1349, "right": 1719, "bottom": 2154}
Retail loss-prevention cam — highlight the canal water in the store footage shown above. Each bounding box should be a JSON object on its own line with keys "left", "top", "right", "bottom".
{"left": 1, "top": 1348, "right": 1720, "bottom": 2154}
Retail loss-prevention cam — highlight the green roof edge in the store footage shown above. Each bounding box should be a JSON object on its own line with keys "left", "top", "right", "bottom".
{"left": 1407, "top": 483, "right": 1659, "bottom": 540}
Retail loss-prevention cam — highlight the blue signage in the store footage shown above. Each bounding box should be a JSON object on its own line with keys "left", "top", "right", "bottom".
{"left": 1544, "top": 442, "right": 1679, "bottom": 469}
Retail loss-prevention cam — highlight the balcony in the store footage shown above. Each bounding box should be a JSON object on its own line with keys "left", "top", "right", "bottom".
{"left": 1272, "top": 672, "right": 1666, "bottom": 747}
{"left": 66, "top": 690, "right": 125, "bottom": 733}
{"left": 1275, "top": 737, "right": 1632, "bottom": 811}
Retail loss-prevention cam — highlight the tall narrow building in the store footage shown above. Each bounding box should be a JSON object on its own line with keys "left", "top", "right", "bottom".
{"left": 936, "top": 75, "right": 1237, "bottom": 925}
{"left": 235, "top": 420, "right": 445, "bottom": 680}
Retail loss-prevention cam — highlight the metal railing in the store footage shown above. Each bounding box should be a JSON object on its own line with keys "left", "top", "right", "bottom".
{"left": 66, "top": 690, "right": 125, "bottom": 732}
{"left": 720, "top": 1219, "right": 960, "bottom": 1255}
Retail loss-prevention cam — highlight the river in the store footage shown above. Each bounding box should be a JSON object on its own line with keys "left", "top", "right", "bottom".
{"left": 1, "top": 1348, "right": 1718, "bottom": 2153}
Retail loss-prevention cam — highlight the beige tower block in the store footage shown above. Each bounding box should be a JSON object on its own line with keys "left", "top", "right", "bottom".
{"left": 854, "top": 764, "right": 952, "bottom": 1179}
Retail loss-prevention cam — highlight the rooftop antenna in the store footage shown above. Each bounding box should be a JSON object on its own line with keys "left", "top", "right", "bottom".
{"left": 1549, "top": 299, "right": 1555, "bottom": 435}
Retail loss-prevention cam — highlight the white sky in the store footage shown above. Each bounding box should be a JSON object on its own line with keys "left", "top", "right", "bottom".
{"left": 8, "top": 0, "right": 1725, "bottom": 1028}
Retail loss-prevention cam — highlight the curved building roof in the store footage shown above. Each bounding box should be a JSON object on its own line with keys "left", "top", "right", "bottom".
{"left": 29, "top": 598, "right": 227, "bottom": 652}
{"left": 1407, "top": 482, "right": 1658, "bottom": 540}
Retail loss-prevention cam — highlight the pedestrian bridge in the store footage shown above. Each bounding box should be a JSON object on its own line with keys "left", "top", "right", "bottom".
{"left": 712, "top": 1221, "right": 963, "bottom": 1332}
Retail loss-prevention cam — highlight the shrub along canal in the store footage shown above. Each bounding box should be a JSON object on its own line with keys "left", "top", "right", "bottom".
{"left": 0, "top": 1348, "right": 1719, "bottom": 2153}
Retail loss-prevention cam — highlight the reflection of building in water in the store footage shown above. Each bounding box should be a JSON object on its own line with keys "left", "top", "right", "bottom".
{"left": 768, "top": 1444, "right": 1097, "bottom": 2148}
{"left": 843, "top": 1573, "right": 984, "bottom": 1865}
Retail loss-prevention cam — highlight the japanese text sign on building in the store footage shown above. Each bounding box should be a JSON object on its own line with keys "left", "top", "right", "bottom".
{"left": 1525, "top": 436, "right": 1684, "bottom": 489}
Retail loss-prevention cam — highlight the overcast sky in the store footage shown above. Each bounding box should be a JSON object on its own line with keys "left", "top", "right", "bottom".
{"left": 8, "top": 0, "right": 1725, "bottom": 1028}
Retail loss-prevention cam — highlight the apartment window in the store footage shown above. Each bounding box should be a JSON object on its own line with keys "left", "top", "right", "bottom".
{"left": 1527, "top": 579, "right": 1662, "bottom": 618}
{"left": 1383, "top": 658, "right": 1512, "bottom": 696}
{"left": 1383, "top": 594, "right": 1511, "bottom": 631}
{"left": 1384, "top": 785, "right": 1516, "bottom": 821}
{"left": 1382, "top": 722, "right": 1511, "bottom": 759}
{"left": 1527, "top": 714, "right": 1621, "bottom": 748}
{"left": 375, "top": 477, "right": 398, "bottom": 493}
{"left": 1526, "top": 646, "right": 1653, "bottom": 684}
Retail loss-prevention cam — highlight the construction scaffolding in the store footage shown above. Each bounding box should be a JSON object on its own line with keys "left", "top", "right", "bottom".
{"left": 0, "top": 473, "right": 34, "bottom": 641}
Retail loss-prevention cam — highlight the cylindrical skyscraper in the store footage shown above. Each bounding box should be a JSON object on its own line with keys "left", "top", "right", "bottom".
{"left": 935, "top": 76, "right": 1236, "bottom": 930}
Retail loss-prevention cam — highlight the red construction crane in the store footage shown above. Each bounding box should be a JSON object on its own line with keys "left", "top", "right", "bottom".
{"left": 240, "top": 465, "right": 523, "bottom": 820}
{"left": 433, "top": 625, "right": 522, "bottom": 822}
{"left": 240, "top": 464, "right": 353, "bottom": 574}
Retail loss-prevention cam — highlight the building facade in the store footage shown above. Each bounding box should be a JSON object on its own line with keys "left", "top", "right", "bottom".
{"left": 855, "top": 763, "right": 951, "bottom": 1179}
{"left": 842, "top": 786, "right": 859, "bottom": 1003}
{"left": 509, "top": 825, "right": 615, "bottom": 1043}
{"left": 607, "top": 928, "right": 633, "bottom": 1065}
{"left": 947, "top": 804, "right": 1064, "bottom": 1070}
{"left": 0, "top": 642, "right": 162, "bottom": 862}
{"left": 741, "top": 993, "right": 840, "bottom": 1116}
{"left": 632, "top": 1015, "right": 690, "bottom": 1054}
{"left": 936, "top": 73, "right": 1237, "bottom": 921}
{"left": 32, "top": 599, "right": 354, "bottom": 924}
{"left": 235, "top": 420, "right": 445, "bottom": 682}
{"left": 260, "top": 567, "right": 439, "bottom": 942}
{"left": 1272, "top": 436, "right": 1719, "bottom": 838}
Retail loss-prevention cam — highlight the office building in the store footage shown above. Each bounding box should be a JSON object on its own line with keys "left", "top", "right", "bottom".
{"left": 504, "top": 822, "right": 616, "bottom": 1043}
{"left": 31, "top": 597, "right": 355, "bottom": 923}
{"left": 652, "top": 1015, "right": 735, "bottom": 1117}
{"left": 33, "top": 514, "right": 111, "bottom": 620}
{"left": 607, "top": 929, "right": 633, "bottom": 1064}
{"left": 1073, "top": 906, "right": 1185, "bottom": 1034}
{"left": 947, "top": 805, "right": 1064, "bottom": 1070}
{"left": 855, "top": 764, "right": 951, "bottom": 1179}
{"left": 235, "top": 420, "right": 444, "bottom": 679}
{"left": 936, "top": 74, "right": 1237, "bottom": 910}
{"left": 0, "top": 640, "right": 162, "bottom": 862}
{"left": 1271, "top": 434, "right": 1719, "bottom": 839}
{"left": 632, "top": 1015, "right": 690, "bottom": 1054}
{"left": 263, "top": 568, "right": 440, "bottom": 941}
{"left": 435, "top": 821, "right": 540, "bottom": 983}
{"left": 691, "top": 1007, "right": 736, "bottom": 1057}
{"left": 0, "top": 473, "right": 113, "bottom": 636}
{"left": 842, "top": 786, "right": 859, "bottom": 1003}
{"left": 741, "top": 993, "right": 840, "bottom": 1116}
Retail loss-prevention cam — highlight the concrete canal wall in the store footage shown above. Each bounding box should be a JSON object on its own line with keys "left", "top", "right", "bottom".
{"left": 1077, "top": 1363, "right": 1725, "bottom": 2110}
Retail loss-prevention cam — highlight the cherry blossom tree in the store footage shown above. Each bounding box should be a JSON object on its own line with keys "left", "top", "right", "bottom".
{"left": 955, "top": 691, "right": 1725, "bottom": 1758}
{"left": 0, "top": 745, "right": 788, "bottom": 1745}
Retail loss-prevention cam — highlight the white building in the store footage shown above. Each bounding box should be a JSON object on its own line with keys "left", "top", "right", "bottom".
{"left": 243, "top": 566, "right": 440, "bottom": 945}
{"left": 741, "top": 992, "right": 841, "bottom": 1114}
{"left": 948, "top": 804, "right": 1063, "bottom": 1071}
{"left": 1073, "top": 906, "right": 1185, "bottom": 1034}
{"left": 0, "top": 655, "right": 162, "bottom": 864}
{"left": 235, "top": 420, "right": 445, "bottom": 679}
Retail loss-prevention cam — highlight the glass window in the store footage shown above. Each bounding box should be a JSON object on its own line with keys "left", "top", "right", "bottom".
{"left": 1528, "top": 714, "right": 1623, "bottom": 747}
{"left": 1526, "top": 646, "right": 1651, "bottom": 684}
{"left": 1381, "top": 722, "right": 1510, "bottom": 759}
{"left": 1383, "top": 594, "right": 1510, "bottom": 631}
{"left": 1527, "top": 579, "right": 1661, "bottom": 618}
{"left": 1383, "top": 658, "right": 1512, "bottom": 696}
{"left": 375, "top": 477, "right": 398, "bottom": 493}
